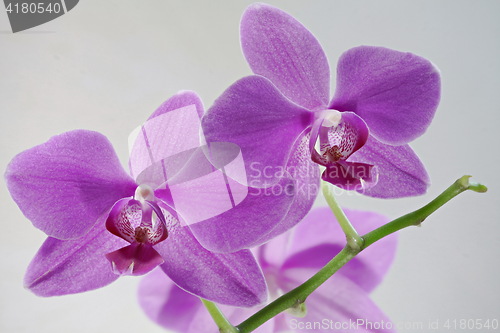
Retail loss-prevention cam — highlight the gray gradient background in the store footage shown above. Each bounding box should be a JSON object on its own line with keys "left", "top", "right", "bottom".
{"left": 1, "top": 1, "right": 499, "bottom": 332}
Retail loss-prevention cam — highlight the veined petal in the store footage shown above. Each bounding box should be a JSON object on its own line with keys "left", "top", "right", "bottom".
{"left": 24, "top": 215, "right": 128, "bottom": 296}
{"left": 138, "top": 269, "right": 275, "bottom": 333}
{"left": 350, "top": 135, "right": 430, "bottom": 198}
{"left": 202, "top": 75, "right": 313, "bottom": 187}
{"left": 188, "top": 177, "right": 296, "bottom": 253}
{"left": 188, "top": 135, "right": 319, "bottom": 253}
{"left": 128, "top": 91, "right": 205, "bottom": 181}
{"left": 5, "top": 130, "right": 136, "bottom": 240}
{"left": 155, "top": 222, "right": 267, "bottom": 307}
{"left": 148, "top": 90, "right": 204, "bottom": 120}
{"left": 250, "top": 133, "right": 320, "bottom": 243}
{"left": 282, "top": 273, "right": 395, "bottom": 333}
{"left": 331, "top": 46, "right": 441, "bottom": 145}
{"left": 155, "top": 143, "right": 249, "bottom": 227}
{"left": 241, "top": 3, "right": 330, "bottom": 110}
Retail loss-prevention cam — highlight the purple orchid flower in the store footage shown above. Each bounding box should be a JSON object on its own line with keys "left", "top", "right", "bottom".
{"left": 5, "top": 91, "right": 268, "bottom": 307}
{"left": 202, "top": 3, "right": 441, "bottom": 198}
{"left": 138, "top": 206, "right": 398, "bottom": 333}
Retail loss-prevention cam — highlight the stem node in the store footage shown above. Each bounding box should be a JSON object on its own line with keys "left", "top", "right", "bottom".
{"left": 346, "top": 235, "right": 364, "bottom": 251}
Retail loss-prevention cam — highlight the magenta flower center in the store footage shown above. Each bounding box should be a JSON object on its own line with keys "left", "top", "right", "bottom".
{"left": 311, "top": 110, "right": 363, "bottom": 165}
{"left": 134, "top": 226, "right": 151, "bottom": 244}
{"left": 308, "top": 110, "right": 379, "bottom": 190}
{"left": 104, "top": 184, "right": 170, "bottom": 276}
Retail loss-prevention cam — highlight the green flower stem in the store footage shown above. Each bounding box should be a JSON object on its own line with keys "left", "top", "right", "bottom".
{"left": 363, "top": 175, "right": 487, "bottom": 248}
{"left": 237, "top": 246, "right": 357, "bottom": 333}
{"left": 201, "top": 299, "right": 239, "bottom": 333}
{"left": 236, "top": 176, "right": 486, "bottom": 333}
{"left": 322, "top": 182, "right": 363, "bottom": 250}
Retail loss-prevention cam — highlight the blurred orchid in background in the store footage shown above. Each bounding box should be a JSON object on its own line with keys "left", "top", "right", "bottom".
{"left": 4, "top": 91, "right": 274, "bottom": 307}
{"left": 202, "top": 3, "right": 441, "bottom": 198}
{"left": 139, "top": 206, "right": 397, "bottom": 332}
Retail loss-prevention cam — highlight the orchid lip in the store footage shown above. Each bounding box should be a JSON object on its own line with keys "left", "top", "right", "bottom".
{"left": 310, "top": 110, "right": 368, "bottom": 165}
{"left": 106, "top": 196, "right": 169, "bottom": 246}
{"left": 106, "top": 243, "right": 165, "bottom": 276}
{"left": 308, "top": 110, "right": 378, "bottom": 190}
{"left": 104, "top": 187, "right": 169, "bottom": 276}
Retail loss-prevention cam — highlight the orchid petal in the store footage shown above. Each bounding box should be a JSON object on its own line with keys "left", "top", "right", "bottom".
{"left": 5, "top": 130, "right": 136, "bottom": 240}
{"left": 24, "top": 216, "right": 127, "bottom": 296}
{"left": 350, "top": 135, "right": 430, "bottom": 198}
{"left": 202, "top": 75, "right": 313, "bottom": 187}
{"left": 157, "top": 143, "right": 249, "bottom": 227}
{"left": 241, "top": 3, "right": 330, "bottom": 110}
{"left": 251, "top": 134, "right": 320, "bottom": 243}
{"left": 187, "top": 177, "right": 296, "bottom": 253}
{"left": 138, "top": 269, "right": 203, "bottom": 333}
{"left": 135, "top": 146, "right": 202, "bottom": 189}
{"left": 188, "top": 135, "right": 319, "bottom": 253}
{"left": 282, "top": 273, "right": 395, "bottom": 333}
{"left": 148, "top": 90, "right": 204, "bottom": 120}
{"left": 138, "top": 269, "right": 275, "bottom": 333}
{"left": 154, "top": 221, "right": 267, "bottom": 307}
{"left": 331, "top": 46, "right": 440, "bottom": 145}
{"left": 128, "top": 91, "right": 204, "bottom": 181}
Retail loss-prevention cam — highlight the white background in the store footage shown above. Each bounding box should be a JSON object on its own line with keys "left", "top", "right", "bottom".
{"left": 1, "top": 1, "right": 499, "bottom": 332}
